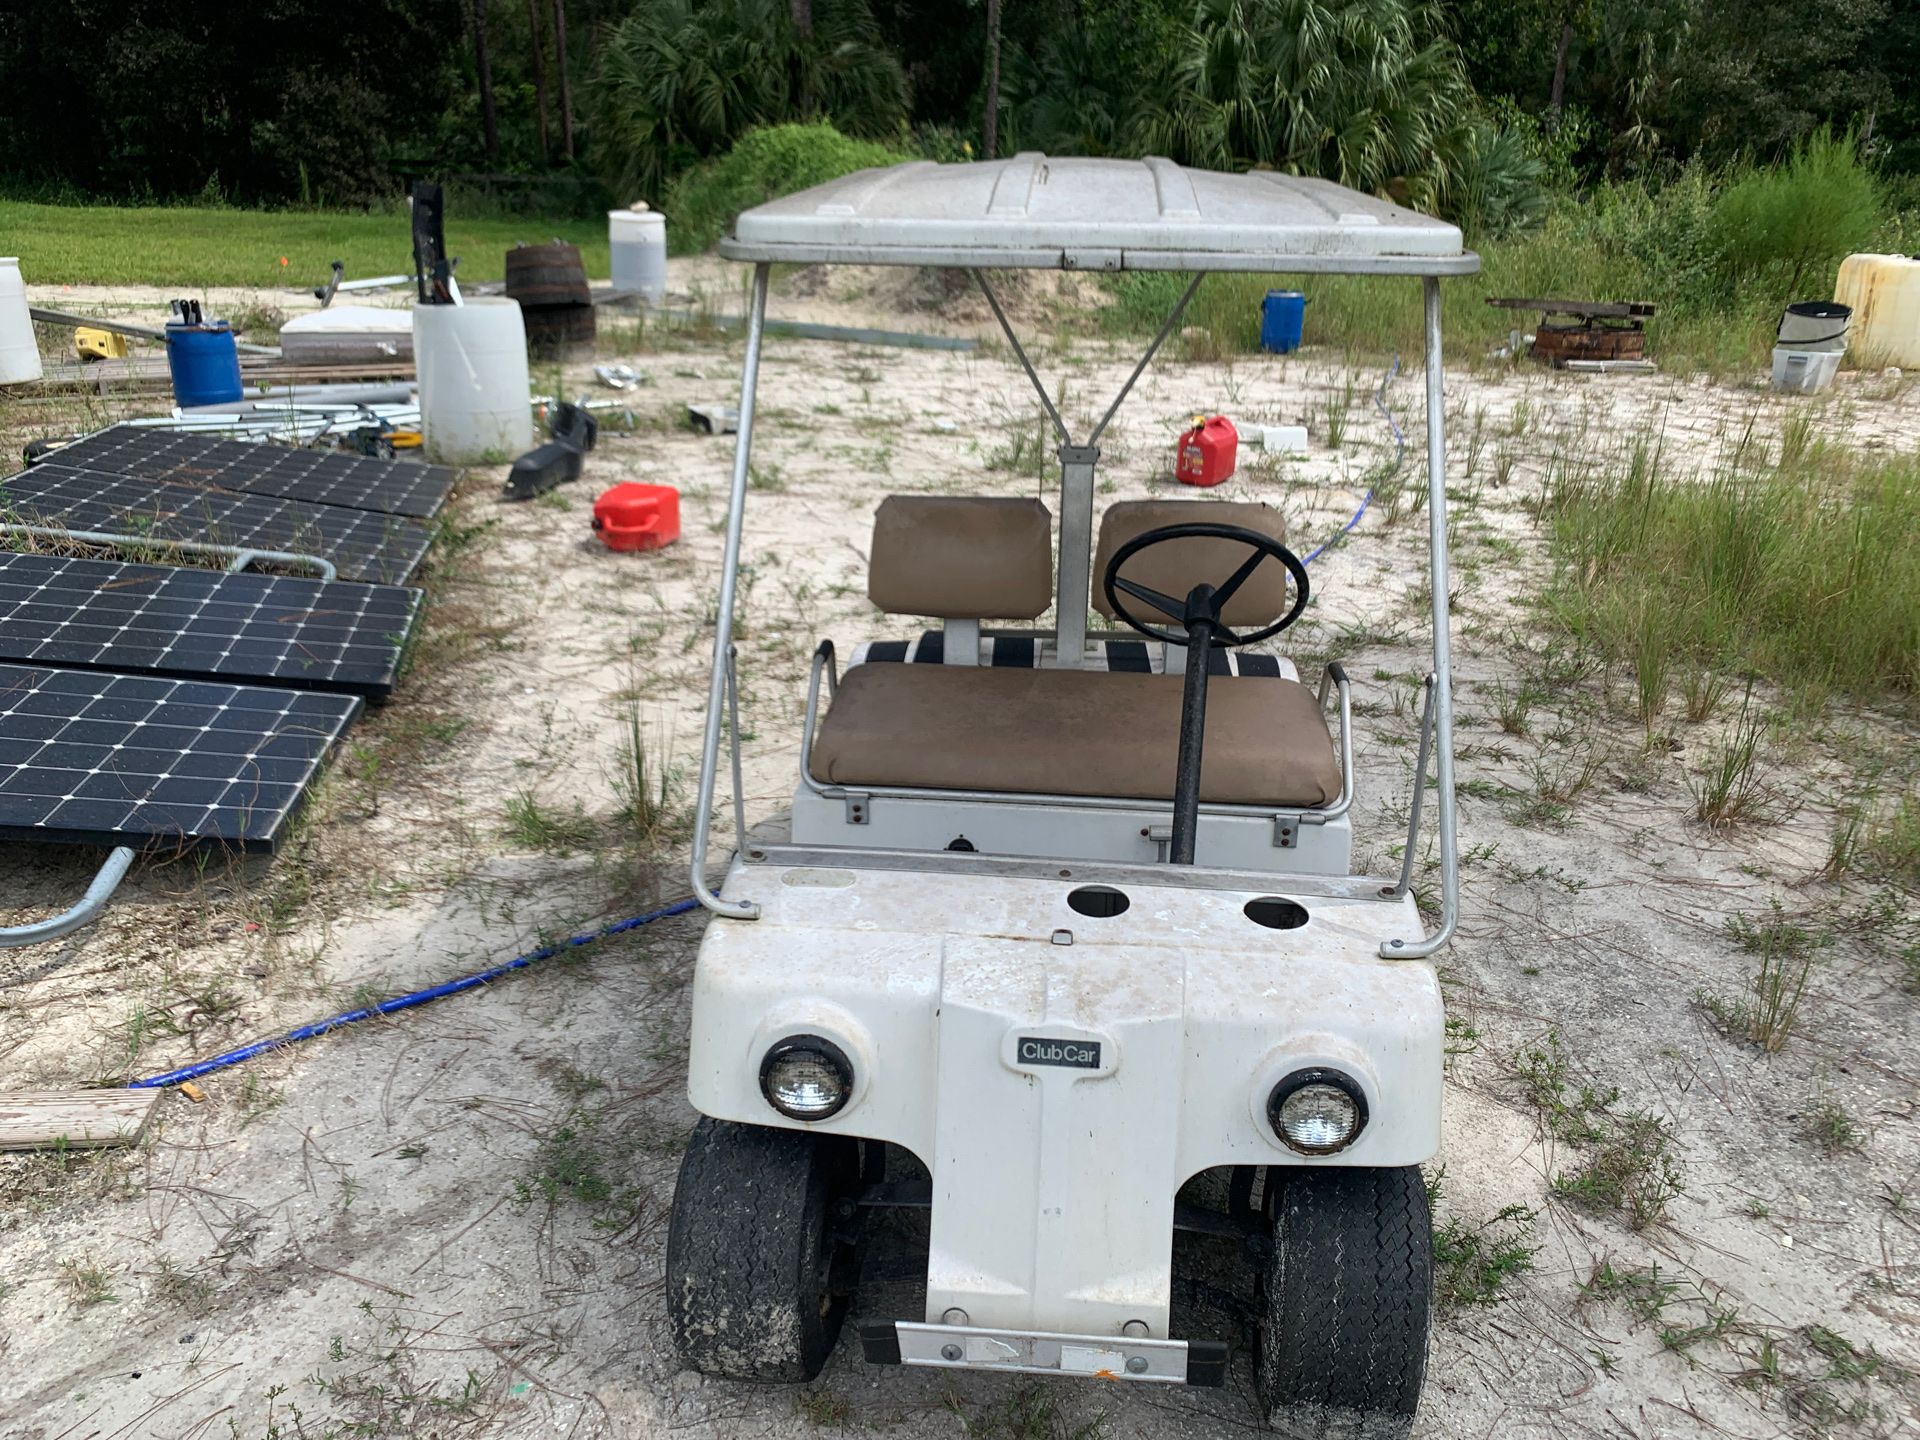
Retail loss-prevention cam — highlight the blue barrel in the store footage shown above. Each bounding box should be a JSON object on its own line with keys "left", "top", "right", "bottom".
{"left": 165, "top": 321, "right": 244, "bottom": 407}
{"left": 1260, "top": 290, "right": 1307, "bottom": 354}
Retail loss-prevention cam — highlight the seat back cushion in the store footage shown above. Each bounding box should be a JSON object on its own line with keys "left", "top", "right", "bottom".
{"left": 1092, "top": 499, "right": 1290, "bottom": 626}
{"left": 868, "top": 495, "right": 1053, "bottom": 620}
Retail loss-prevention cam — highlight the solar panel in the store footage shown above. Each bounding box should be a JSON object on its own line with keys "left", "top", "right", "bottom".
{"left": 0, "top": 466, "right": 432, "bottom": 584}
{"left": 0, "top": 663, "right": 361, "bottom": 852}
{"left": 0, "top": 551, "right": 421, "bottom": 700}
{"left": 41, "top": 428, "right": 456, "bottom": 520}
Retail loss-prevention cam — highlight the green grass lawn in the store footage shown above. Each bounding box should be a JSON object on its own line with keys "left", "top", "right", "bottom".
{"left": 2, "top": 200, "right": 609, "bottom": 289}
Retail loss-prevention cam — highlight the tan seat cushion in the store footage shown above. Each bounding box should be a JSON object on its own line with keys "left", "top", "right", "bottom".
{"left": 868, "top": 495, "right": 1053, "bottom": 620}
{"left": 1092, "top": 499, "right": 1290, "bottom": 626}
{"left": 810, "top": 663, "right": 1339, "bottom": 807}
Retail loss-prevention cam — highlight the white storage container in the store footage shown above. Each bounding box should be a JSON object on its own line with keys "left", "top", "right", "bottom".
{"left": 280, "top": 305, "right": 414, "bottom": 366}
{"left": 0, "top": 257, "right": 43, "bottom": 384}
{"left": 610, "top": 204, "right": 668, "bottom": 303}
{"left": 413, "top": 298, "right": 533, "bottom": 463}
{"left": 1835, "top": 254, "right": 1920, "bottom": 368}
{"left": 1771, "top": 344, "right": 1840, "bottom": 394}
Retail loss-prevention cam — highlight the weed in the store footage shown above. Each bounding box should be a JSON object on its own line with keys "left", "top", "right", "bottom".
{"left": 58, "top": 1257, "right": 117, "bottom": 1306}
{"left": 1698, "top": 900, "right": 1824, "bottom": 1052}
{"left": 1691, "top": 694, "right": 1767, "bottom": 827}
{"left": 1579, "top": 1258, "right": 1681, "bottom": 1322}
{"left": 520, "top": 1120, "right": 615, "bottom": 1209}
{"left": 1512, "top": 1031, "right": 1617, "bottom": 1146}
{"left": 1680, "top": 666, "right": 1727, "bottom": 723}
{"left": 1432, "top": 1205, "right": 1538, "bottom": 1308}
{"left": 1322, "top": 376, "right": 1355, "bottom": 447}
{"left": 1802, "top": 1096, "right": 1862, "bottom": 1155}
{"left": 502, "top": 787, "right": 596, "bottom": 855}
{"left": 1553, "top": 1110, "right": 1685, "bottom": 1229}
{"left": 945, "top": 1381, "right": 1107, "bottom": 1440}
{"left": 794, "top": 1390, "right": 852, "bottom": 1427}
{"left": 1495, "top": 681, "right": 1536, "bottom": 736}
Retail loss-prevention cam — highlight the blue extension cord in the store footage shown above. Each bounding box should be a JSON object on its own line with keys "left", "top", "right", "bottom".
{"left": 128, "top": 896, "right": 700, "bottom": 1090}
{"left": 1299, "top": 355, "right": 1405, "bottom": 566}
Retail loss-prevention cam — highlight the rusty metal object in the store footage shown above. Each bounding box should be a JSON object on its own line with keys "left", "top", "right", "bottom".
{"left": 1486, "top": 296, "right": 1657, "bottom": 369}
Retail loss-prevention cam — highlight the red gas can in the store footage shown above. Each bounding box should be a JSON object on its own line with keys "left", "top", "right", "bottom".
{"left": 592, "top": 482, "right": 681, "bottom": 552}
{"left": 1175, "top": 415, "right": 1238, "bottom": 487}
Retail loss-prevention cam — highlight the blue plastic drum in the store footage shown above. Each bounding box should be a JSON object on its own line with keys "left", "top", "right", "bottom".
{"left": 165, "top": 321, "right": 244, "bottom": 407}
{"left": 1260, "top": 290, "right": 1307, "bottom": 354}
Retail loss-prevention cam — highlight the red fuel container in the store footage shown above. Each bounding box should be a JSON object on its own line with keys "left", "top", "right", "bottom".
{"left": 1175, "top": 415, "right": 1239, "bottom": 487}
{"left": 592, "top": 482, "right": 681, "bottom": 552}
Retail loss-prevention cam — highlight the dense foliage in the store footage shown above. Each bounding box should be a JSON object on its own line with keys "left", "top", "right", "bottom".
{"left": 0, "top": 0, "right": 1913, "bottom": 221}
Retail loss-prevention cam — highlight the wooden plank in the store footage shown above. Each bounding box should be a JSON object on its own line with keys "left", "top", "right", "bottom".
{"left": 1485, "top": 296, "right": 1657, "bottom": 318}
{"left": 0, "top": 1089, "right": 162, "bottom": 1151}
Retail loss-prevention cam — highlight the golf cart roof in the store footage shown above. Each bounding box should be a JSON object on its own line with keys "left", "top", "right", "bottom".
{"left": 720, "top": 153, "right": 1478, "bottom": 276}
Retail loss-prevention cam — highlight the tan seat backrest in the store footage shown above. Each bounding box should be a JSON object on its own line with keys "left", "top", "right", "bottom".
{"left": 869, "top": 496, "right": 1053, "bottom": 620}
{"left": 1092, "top": 499, "right": 1290, "bottom": 626}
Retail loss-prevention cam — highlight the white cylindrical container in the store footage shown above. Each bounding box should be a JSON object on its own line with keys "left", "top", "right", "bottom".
{"left": 609, "top": 204, "right": 667, "bottom": 303}
{"left": 413, "top": 298, "right": 534, "bottom": 464}
{"left": 0, "top": 257, "right": 43, "bottom": 384}
{"left": 1776, "top": 300, "right": 1850, "bottom": 354}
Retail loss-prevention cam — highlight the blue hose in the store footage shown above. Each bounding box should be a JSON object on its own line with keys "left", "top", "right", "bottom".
{"left": 1301, "top": 355, "right": 1405, "bottom": 566}
{"left": 128, "top": 896, "right": 700, "bottom": 1090}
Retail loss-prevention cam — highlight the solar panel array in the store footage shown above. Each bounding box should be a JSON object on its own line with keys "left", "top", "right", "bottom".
{"left": 0, "top": 550, "right": 422, "bottom": 700}
{"left": 39, "top": 428, "right": 457, "bottom": 520}
{"left": 0, "top": 465, "right": 433, "bottom": 584}
{"left": 0, "top": 663, "right": 361, "bottom": 851}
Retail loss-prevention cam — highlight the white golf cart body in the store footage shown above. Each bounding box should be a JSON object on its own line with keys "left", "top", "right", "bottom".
{"left": 683, "top": 155, "right": 1476, "bottom": 1388}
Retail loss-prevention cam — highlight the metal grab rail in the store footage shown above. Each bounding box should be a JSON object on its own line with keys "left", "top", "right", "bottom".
{"left": 0, "top": 524, "right": 338, "bottom": 581}
{"left": 796, "top": 647, "right": 1355, "bottom": 831}
{"left": 1382, "top": 277, "right": 1461, "bottom": 960}
{"left": 689, "top": 263, "right": 772, "bottom": 920}
{"left": 0, "top": 847, "right": 136, "bottom": 948}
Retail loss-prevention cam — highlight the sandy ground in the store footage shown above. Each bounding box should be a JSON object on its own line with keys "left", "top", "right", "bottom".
{"left": 2, "top": 268, "right": 1918, "bottom": 1440}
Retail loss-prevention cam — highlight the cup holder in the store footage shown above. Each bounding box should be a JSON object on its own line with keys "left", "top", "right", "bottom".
{"left": 1066, "top": 885, "right": 1130, "bottom": 918}
{"left": 1244, "top": 897, "right": 1309, "bottom": 930}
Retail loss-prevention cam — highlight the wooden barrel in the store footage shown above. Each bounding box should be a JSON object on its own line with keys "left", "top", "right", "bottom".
{"left": 523, "top": 302, "right": 597, "bottom": 361}
{"left": 505, "top": 242, "right": 591, "bottom": 308}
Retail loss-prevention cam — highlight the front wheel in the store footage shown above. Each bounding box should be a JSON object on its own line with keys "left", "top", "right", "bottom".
{"left": 1257, "top": 1166, "right": 1433, "bottom": 1438}
{"left": 665, "top": 1117, "right": 859, "bottom": 1382}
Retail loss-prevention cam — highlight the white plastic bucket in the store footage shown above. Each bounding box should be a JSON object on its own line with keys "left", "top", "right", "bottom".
{"left": 1771, "top": 344, "right": 1840, "bottom": 394}
{"left": 610, "top": 207, "right": 667, "bottom": 303}
{"left": 0, "top": 257, "right": 43, "bottom": 384}
{"left": 413, "top": 298, "right": 534, "bottom": 463}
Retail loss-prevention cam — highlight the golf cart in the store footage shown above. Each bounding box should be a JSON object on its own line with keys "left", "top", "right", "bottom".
{"left": 665, "top": 155, "right": 1474, "bottom": 1434}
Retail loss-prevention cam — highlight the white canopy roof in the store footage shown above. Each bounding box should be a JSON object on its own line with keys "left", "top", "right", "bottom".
{"left": 720, "top": 153, "right": 1477, "bottom": 275}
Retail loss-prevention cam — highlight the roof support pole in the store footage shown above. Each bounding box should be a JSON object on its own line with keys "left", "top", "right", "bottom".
{"left": 1383, "top": 277, "right": 1459, "bottom": 958}
{"left": 691, "top": 262, "right": 771, "bottom": 920}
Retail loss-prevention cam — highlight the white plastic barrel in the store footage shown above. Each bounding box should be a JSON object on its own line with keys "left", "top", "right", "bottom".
{"left": 0, "top": 257, "right": 43, "bottom": 384}
{"left": 413, "top": 298, "right": 534, "bottom": 464}
{"left": 1835, "top": 254, "right": 1920, "bottom": 368}
{"left": 609, "top": 204, "right": 667, "bottom": 303}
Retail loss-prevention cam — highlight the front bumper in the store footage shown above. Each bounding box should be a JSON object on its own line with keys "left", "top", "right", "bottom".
{"left": 862, "top": 1320, "right": 1229, "bottom": 1387}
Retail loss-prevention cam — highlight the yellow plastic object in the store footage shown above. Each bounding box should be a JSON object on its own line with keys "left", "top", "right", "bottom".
{"left": 75, "top": 326, "right": 128, "bottom": 361}
{"left": 1835, "top": 254, "right": 1920, "bottom": 369}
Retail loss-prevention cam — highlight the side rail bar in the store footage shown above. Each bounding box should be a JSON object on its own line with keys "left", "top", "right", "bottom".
{"left": 690, "top": 262, "right": 772, "bottom": 920}
{"left": 0, "top": 846, "right": 135, "bottom": 948}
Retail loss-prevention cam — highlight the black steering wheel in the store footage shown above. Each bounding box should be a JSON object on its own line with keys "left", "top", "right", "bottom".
{"left": 1102, "top": 522, "right": 1309, "bottom": 648}
{"left": 1099, "top": 522, "right": 1311, "bottom": 867}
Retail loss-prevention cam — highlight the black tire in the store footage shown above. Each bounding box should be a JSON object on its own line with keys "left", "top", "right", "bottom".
{"left": 1257, "top": 1166, "right": 1432, "bottom": 1439}
{"left": 665, "top": 1117, "right": 859, "bottom": 1382}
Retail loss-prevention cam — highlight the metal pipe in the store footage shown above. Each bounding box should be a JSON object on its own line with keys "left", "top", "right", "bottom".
{"left": 726, "top": 643, "right": 748, "bottom": 855}
{"left": 1087, "top": 273, "right": 1204, "bottom": 445}
{"left": 0, "top": 847, "right": 136, "bottom": 948}
{"left": 1382, "top": 279, "right": 1460, "bottom": 959}
{"left": 1391, "top": 675, "right": 1437, "bottom": 899}
{"left": 972, "top": 271, "right": 1072, "bottom": 445}
{"left": 689, "top": 262, "right": 771, "bottom": 920}
{"left": 0, "top": 525, "right": 337, "bottom": 581}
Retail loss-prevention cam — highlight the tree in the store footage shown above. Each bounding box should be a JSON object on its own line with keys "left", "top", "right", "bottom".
{"left": 470, "top": 0, "right": 500, "bottom": 162}
{"left": 587, "top": 0, "right": 906, "bottom": 202}
{"left": 553, "top": 0, "right": 576, "bottom": 159}
{"left": 983, "top": 0, "right": 1003, "bottom": 158}
{"left": 527, "top": 0, "right": 550, "bottom": 161}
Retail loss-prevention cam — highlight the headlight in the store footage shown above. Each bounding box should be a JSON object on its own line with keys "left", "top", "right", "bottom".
{"left": 759, "top": 1035, "right": 853, "bottom": 1121}
{"left": 1267, "top": 1069, "right": 1368, "bottom": 1154}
